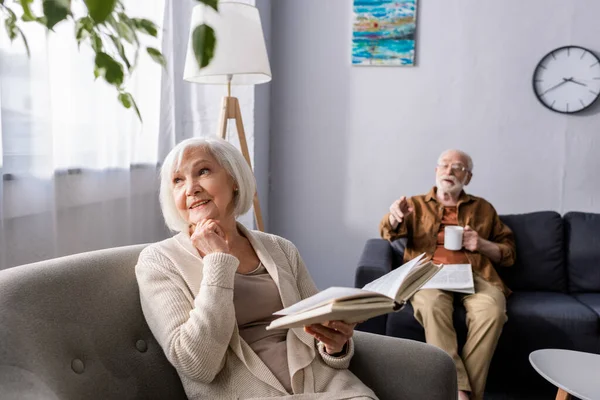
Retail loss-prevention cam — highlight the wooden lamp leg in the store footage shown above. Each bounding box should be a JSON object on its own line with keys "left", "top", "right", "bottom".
{"left": 217, "top": 96, "right": 265, "bottom": 232}
{"left": 555, "top": 388, "right": 571, "bottom": 400}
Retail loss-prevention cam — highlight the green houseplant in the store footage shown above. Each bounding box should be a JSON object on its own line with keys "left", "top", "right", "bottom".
{"left": 0, "top": 0, "right": 218, "bottom": 120}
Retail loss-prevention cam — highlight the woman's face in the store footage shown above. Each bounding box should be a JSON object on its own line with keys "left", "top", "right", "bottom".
{"left": 171, "top": 146, "right": 236, "bottom": 227}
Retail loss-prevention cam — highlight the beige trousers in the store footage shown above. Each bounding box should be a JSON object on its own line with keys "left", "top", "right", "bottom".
{"left": 411, "top": 275, "right": 507, "bottom": 400}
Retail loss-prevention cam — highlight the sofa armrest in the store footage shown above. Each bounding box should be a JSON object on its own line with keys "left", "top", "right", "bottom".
{"left": 355, "top": 239, "right": 396, "bottom": 334}
{"left": 355, "top": 239, "right": 395, "bottom": 288}
{"left": 350, "top": 331, "right": 457, "bottom": 400}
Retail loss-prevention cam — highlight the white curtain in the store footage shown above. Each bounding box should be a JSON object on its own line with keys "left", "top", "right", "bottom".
{"left": 0, "top": 0, "right": 257, "bottom": 270}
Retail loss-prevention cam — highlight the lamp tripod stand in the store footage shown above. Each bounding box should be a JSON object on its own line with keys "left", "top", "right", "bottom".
{"left": 218, "top": 79, "right": 264, "bottom": 232}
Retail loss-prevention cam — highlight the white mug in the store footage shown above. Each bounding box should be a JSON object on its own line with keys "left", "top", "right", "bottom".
{"left": 444, "top": 226, "right": 464, "bottom": 251}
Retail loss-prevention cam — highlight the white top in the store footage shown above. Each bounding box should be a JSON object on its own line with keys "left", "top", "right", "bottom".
{"left": 135, "top": 223, "right": 377, "bottom": 399}
{"left": 529, "top": 349, "right": 600, "bottom": 400}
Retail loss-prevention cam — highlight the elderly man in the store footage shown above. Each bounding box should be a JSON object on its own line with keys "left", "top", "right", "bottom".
{"left": 379, "top": 149, "right": 516, "bottom": 400}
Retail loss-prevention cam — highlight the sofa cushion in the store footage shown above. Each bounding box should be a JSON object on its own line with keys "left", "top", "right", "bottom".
{"left": 389, "top": 291, "right": 599, "bottom": 348}
{"left": 564, "top": 212, "right": 600, "bottom": 293}
{"left": 487, "top": 292, "right": 599, "bottom": 392}
{"left": 502, "top": 292, "right": 598, "bottom": 351}
{"left": 498, "top": 212, "right": 566, "bottom": 292}
{"left": 573, "top": 293, "right": 600, "bottom": 318}
{"left": 386, "top": 291, "right": 600, "bottom": 394}
{"left": 386, "top": 302, "right": 425, "bottom": 342}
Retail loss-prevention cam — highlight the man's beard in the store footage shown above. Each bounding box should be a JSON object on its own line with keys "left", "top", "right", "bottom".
{"left": 436, "top": 175, "right": 466, "bottom": 194}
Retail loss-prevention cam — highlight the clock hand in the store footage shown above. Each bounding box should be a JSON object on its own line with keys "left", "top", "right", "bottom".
{"left": 541, "top": 79, "right": 569, "bottom": 95}
{"left": 569, "top": 78, "right": 588, "bottom": 87}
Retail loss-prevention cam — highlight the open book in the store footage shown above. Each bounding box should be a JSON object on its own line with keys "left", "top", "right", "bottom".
{"left": 421, "top": 264, "right": 474, "bottom": 294}
{"left": 266, "top": 253, "right": 442, "bottom": 330}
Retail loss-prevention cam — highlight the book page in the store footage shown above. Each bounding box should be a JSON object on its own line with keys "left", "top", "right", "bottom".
{"left": 396, "top": 262, "right": 443, "bottom": 302}
{"left": 273, "top": 287, "right": 387, "bottom": 316}
{"left": 362, "top": 253, "right": 426, "bottom": 299}
{"left": 420, "top": 264, "right": 474, "bottom": 293}
{"left": 267, "top": 301, "right": 399, "bottom": 330}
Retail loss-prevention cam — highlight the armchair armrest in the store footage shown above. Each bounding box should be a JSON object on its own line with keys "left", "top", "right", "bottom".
{"left": 350, "top": 331, "right": 457, "bottom": 400}
{"left": 355, "top": 239, "right": 396, "bottom": 334}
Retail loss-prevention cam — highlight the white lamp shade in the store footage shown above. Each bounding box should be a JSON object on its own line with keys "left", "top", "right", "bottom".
{"left": 183, "top": 1, "right": 271, "bottom": 85}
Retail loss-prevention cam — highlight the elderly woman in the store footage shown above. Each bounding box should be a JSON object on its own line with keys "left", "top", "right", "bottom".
{"left": 135, "top": 137, "right": 377, "bottom": 400}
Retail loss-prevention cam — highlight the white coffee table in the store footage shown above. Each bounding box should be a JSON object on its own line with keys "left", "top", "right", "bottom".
{"left": 529, "top": 349, "right": 600, "bottom": 400}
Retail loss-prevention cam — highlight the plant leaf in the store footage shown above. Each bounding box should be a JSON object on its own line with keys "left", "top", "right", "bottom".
{"left": 132, "top": 18, "right": 157, "bottom": 37}
{"left": 42, "top": 0, "right": 70, "bottom": 30}
{"left": 95, "top": 52, "right": 124, "bottom": 86}
{"left": 197, "top": 0, "right": 218, "bottom": 11}
{"left": 108, "top": 14, "right": 136, "bottom": 45}
{"left": 118, "top": 92, "right": 131, "bottom": 108}
{"left": 119, "top": 92, "right": 142, "bottom": 122}
{"left": 131, "top": 96, "right": 141, "bottom": 122}
{"left": 90, "top": 31, "right": 103, "bottom": 52}
{"left": 192, "top": 23, "right": 216, "bottom": 69}
{"left": 146, "top": 47, "right": 166, "bottom": 69}
{"left": 16, "top": 26, "right": 30, "bottom": 56}
{"left": 83, "top": 0, "right": 116, "bottom": 23}
{"left": 117, "top": 13, "right": 138, "bottom": 44}
{"left": 18, "top": 0, "right": 37, "bottom": 21}
{"left": 4, "top": 5, "right": 17, "bottom": 20}
{"left": 4, "top": 18, "right": 18, "bottom": 40}
{"left": 74, "top": 16, "right": 93, "bottom": 44}
{"left": 109, "top": 35, "right": 130, "bottom": 70}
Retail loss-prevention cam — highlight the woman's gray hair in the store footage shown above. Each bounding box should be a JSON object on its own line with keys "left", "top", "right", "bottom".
{"left": 438, "top": 149, "right": 474, "bottom": 172}
{"left": 159, "top": 136, "right": 256, "bottom": 232}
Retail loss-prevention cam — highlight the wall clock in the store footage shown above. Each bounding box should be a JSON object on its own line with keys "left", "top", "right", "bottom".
{"left": 532, "top": 45, "right": 600, "bottom": 114}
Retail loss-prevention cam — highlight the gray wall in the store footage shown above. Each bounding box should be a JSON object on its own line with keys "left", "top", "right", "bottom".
{"left": 269, "top": 0, "right": 600, "bottom": 289}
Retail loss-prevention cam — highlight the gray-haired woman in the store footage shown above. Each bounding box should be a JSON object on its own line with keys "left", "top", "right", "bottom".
{"left": 135, "top": 137, "right": 377, "bottom": 400}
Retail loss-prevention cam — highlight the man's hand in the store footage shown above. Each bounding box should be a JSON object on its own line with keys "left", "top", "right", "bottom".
{"left": 462, "top": 225, "right": 480, "bottom": 252}
{"left": 304, "top": 320, "right": 356, "bottom": 355}
{"left": 464, "top": 225, "right": 503, "bottom": 263}
{"left": 190, "top": 219, "right": 230, "bottom": 255}
{"left": 389, "top": 196, "right": 414, "bottom": 227}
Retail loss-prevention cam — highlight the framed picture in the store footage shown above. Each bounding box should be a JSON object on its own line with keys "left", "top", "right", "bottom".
{"left": 352, "top": 0, "right": 418, "bottom": 66}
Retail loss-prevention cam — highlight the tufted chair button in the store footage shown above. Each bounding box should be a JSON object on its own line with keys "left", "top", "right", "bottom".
{"left": 136, "top": 339, "right": 148, "bottom": 353}
{"left": 71, "top": 359, "right": 85, "bottom": 374}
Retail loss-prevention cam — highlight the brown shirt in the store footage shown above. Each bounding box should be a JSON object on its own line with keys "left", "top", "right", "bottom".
{"left": 432, "top": 206, "right": 470, "bottom": 265}
{"left": 380, "top": 187, "right": 516, "bottom": 296}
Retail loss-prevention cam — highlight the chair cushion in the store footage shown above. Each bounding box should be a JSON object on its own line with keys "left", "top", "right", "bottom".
{"left": 564, "top": 212, "right": 600, "bottom": 293}
{"left": 0, "top": 245, "right": 187, "bottom": 400}
{"left": 499, "top": 212, "right": 566, "bottom": 292}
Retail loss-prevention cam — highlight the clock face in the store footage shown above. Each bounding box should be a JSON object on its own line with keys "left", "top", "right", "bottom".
{"left": 532, "top": 46, "right": 600, "bottom": 114}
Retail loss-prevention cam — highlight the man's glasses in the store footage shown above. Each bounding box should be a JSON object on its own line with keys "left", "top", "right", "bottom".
{"left": 437, "top": 163, "right": 470, "bottom": 173}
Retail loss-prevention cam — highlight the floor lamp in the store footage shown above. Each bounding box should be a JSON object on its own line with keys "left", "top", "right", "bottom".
{"left": 183, "top": 1, "right": 271, "bottom": 232}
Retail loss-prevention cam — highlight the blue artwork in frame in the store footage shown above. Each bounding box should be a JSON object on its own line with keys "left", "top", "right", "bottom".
{"left": 352, "top": 0, "right": 417, "bottom": 66}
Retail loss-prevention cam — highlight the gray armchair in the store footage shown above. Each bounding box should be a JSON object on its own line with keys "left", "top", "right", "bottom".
{"left": 0, "top": 244, "right": 456, "bottom": 400}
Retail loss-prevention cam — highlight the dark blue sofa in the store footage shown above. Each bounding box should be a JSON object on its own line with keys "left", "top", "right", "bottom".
{"left": 355, "top": 211, "right": 600, "bottom": 399}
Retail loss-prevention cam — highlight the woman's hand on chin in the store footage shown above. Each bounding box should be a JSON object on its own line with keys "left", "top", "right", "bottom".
{"left": 190, "top": 219, "right": 230, "bottom": 255}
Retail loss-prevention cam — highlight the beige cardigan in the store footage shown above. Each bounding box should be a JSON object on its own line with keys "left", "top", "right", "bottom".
{"left": 135, "top": 224, "right": 378, "bottom": 400}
